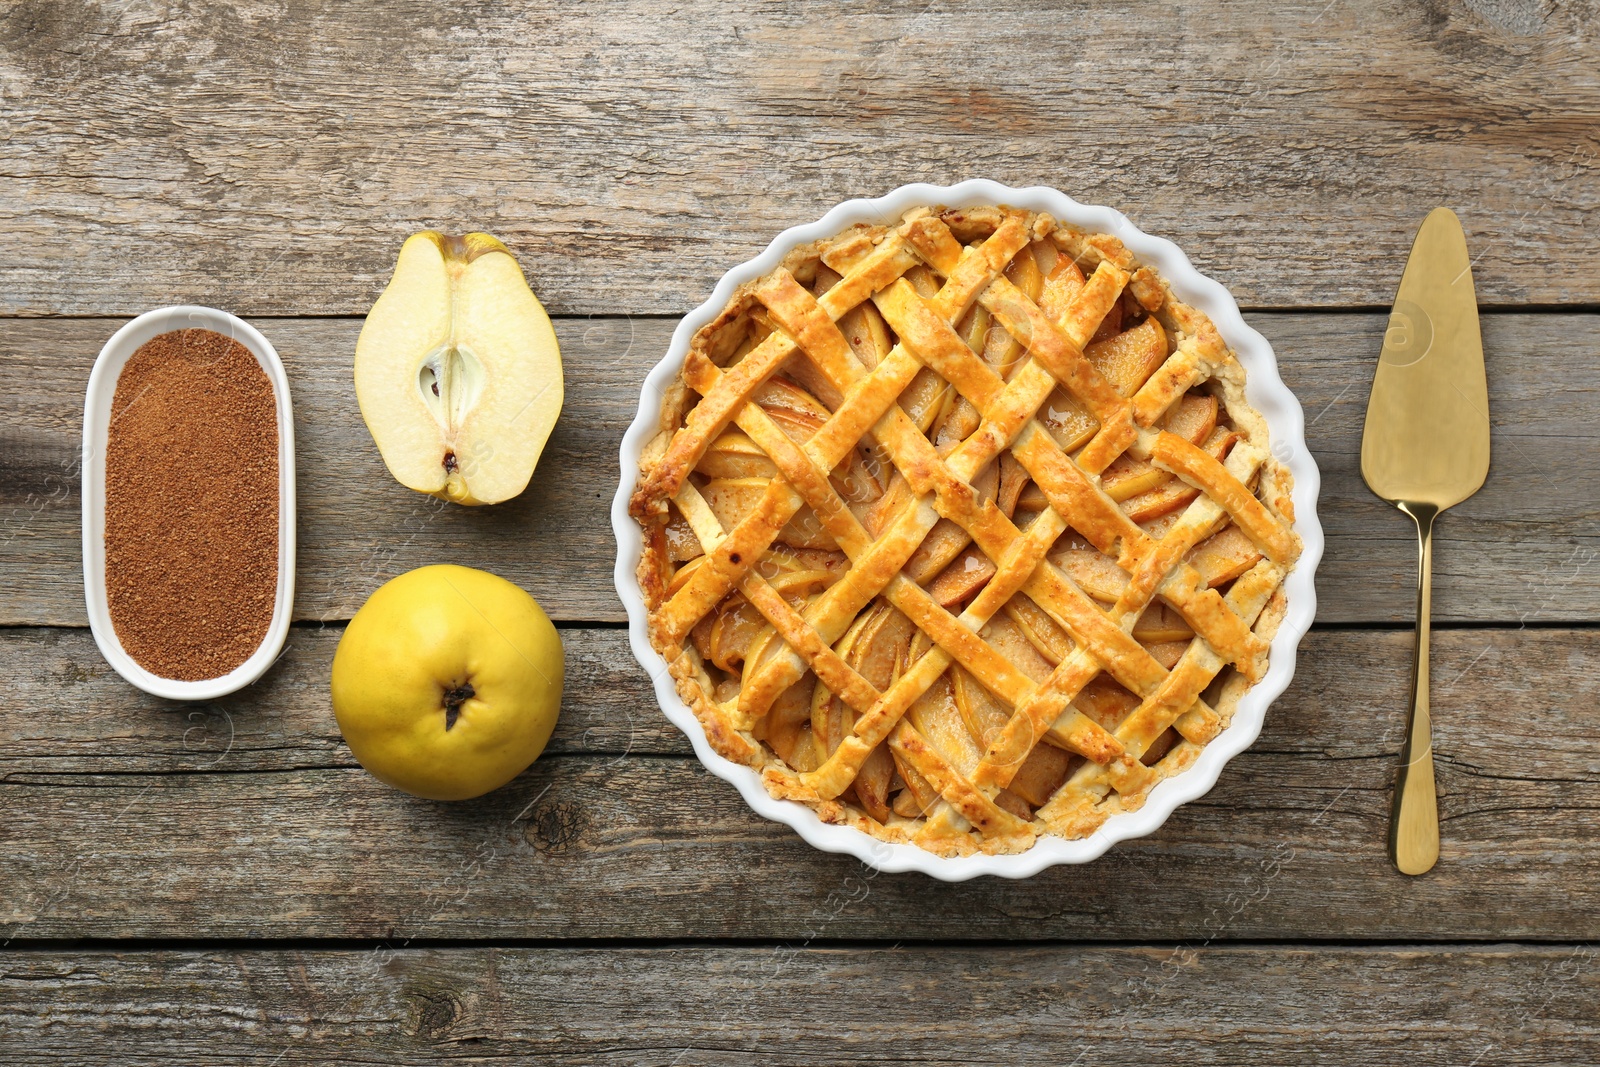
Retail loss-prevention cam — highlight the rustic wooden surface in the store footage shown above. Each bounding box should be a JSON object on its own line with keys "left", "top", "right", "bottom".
{"left": 5, "top": 313, "right": 1597, "bottom": 627}
{"left": 5, "top": 625, "right": 1599, "bottom": 942}
{"left": 2, "top": 947, "right": 1597, "bottom": 1065}
{"left": 2, "top": 1, "right": 1598, "bottom": 1063}
{"left": 0, "top": 1, "right": 1597, "bottom": 315}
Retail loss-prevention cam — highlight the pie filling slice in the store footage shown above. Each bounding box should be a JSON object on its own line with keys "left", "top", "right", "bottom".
{"left": 630, "top": 204, "right": 1301, "bottom": 857}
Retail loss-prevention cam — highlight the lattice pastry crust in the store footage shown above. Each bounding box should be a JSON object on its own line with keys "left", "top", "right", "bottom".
{"left": 630, "top": 205, "right": 1300, "bottom": 857}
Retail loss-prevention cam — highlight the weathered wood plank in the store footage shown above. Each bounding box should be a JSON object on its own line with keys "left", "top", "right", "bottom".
{"left": 3, "top": 626, "right": 1596, "bottom": 942}
{"left": 2, "top": 946, "right": 1597, "bottom": 1065}
{"left": 0, "top": 2, "right": 1597, "bottom": 315}
{"left": 4, "top": 624, "right": 673, "bottom": 774}
{"left": 3, "top": 313, "right": 1596, "bottom": 625}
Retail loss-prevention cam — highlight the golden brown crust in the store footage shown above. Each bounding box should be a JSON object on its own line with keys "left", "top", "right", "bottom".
{"left": 632, "top": 203, "right": 1300, "bottom": 857}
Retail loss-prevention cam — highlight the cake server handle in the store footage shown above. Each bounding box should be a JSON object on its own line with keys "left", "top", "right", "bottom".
{"left": 1390, "top": 500, "right": 1439, "bottom": 876}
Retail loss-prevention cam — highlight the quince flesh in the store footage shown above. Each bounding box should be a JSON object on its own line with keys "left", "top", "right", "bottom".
{"left": 356, "top": 231, "right": 563, "bottom": 505}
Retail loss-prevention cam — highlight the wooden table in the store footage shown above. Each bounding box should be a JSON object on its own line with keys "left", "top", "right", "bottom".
{"left": 4, "top": 3, "right": 1598, "bottom": 1062}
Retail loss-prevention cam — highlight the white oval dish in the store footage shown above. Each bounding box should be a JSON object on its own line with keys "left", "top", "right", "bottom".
{"left": 612, "top": 180, "right": 1325, "bottom": 880}
{"left": 82, "top": 305, "right": 297, "bottom": 701}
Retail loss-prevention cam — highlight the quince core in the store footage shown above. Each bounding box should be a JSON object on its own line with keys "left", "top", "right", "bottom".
{"left": 355, "top": 231, "right": 563, "bottom": 505}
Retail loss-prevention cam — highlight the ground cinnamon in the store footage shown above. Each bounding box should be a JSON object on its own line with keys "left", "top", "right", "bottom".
{"left": 105, "top": 328, "right": 280, "bottom": 681}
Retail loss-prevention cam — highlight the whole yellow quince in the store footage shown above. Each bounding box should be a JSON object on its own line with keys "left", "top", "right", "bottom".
{"left": 331, "top": 564, "right": 563, "bottom": 800}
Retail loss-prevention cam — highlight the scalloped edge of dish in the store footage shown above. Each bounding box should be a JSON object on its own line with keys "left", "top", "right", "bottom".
{"left": 613, "top": 180, "right": 1324, "bottom": 880}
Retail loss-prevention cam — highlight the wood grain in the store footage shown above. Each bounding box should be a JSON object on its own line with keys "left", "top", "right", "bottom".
{"left": 4, "top": 626, "right": 1596, "bottom": 942}
{"left": 3, "top": 313, "right": 1596, "bottom": 626}
{"left": 2, "top": 945, "right": 1597, "bottom": 1065}
{"left": 4, "top": 6, "right": 1596, "bottom": 1056}
{"left": 0, "top": 1, "right": 1597, "bottom": 315}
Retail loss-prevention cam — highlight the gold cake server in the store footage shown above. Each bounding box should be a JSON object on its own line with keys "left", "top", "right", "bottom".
{"left": 1361, "top": 208, "right": 1491, "bottom": 876}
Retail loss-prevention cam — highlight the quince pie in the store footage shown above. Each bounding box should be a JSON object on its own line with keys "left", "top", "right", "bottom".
{"left": 630, "top": 205, "right": 1300, "bottom": 856}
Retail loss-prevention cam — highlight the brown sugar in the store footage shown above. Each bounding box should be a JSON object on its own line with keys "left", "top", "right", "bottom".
{"left": 105, "top": 328, "right": 280, "bottom": 681}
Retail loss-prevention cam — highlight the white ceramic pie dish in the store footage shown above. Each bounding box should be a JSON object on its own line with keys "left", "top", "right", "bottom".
{"left": 613, "top": 180, "right": 1324, "bottom": 880}
{"left": 82, "top": 305, "right": 297, "bottom": 702}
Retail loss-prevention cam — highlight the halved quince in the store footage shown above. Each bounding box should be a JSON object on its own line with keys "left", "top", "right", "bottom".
{"left": 355, "top": 231, "right": 563, "bottom": 505}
